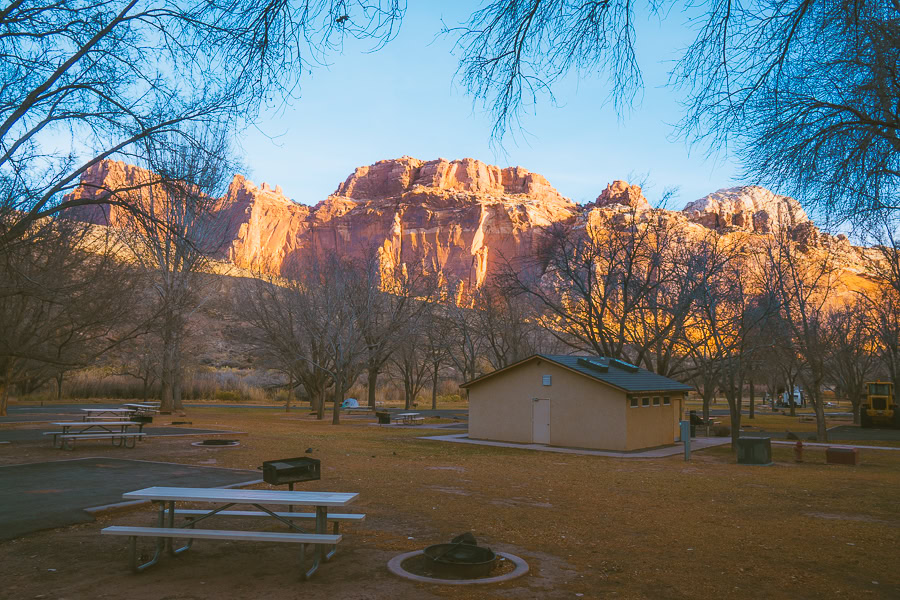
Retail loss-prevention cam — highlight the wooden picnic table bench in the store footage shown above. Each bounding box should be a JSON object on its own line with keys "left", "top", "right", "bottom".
{"left": 101, "top": 487, "right": 362, "bottom": 580}
{"left": 45, "top": 421, "right": 146, "bottom": 449}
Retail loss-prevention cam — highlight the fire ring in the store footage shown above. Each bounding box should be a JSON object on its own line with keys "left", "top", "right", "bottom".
{"left": 191, "top": 439, "right": 240, "bottom": 447}
{"left": 387, "top": 550, "right": 528, "bottom": 585}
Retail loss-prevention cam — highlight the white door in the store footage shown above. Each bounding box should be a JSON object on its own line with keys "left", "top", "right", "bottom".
{"left": 532, "top": 398, "right": 550, "bottom": 444}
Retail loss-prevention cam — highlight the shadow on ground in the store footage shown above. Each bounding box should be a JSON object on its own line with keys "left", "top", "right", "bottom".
{"left": 0, "top": 458, "right": 259, "bottom": 540}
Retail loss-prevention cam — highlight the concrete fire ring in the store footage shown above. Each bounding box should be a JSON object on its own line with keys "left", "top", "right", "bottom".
{"left": 387, "top": 550, "right": 529, "bottom": 585}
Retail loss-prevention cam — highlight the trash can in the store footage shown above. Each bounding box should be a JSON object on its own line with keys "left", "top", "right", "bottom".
{"left": 375, "top": 411, "right": 391, "bottom": 424}
{"left": 736, "top": 436, "right": 773, "bottom": 465}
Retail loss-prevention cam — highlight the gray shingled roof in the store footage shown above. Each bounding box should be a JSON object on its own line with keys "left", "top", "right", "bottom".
{"left": 462, "top": 354, "right": 693, "bottom": 393}
{"left": 539, "top": 355, "right": 693, "bottom": 393}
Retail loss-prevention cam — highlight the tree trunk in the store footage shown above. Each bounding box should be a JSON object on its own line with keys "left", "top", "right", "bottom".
{"left": 160, "top": 344, "right": 174, "bottom": 413}
{"left": 727, "top": 389, "right": 743, "bottom": 452}
{"left": 286, "top": 373, "right": 293, "bottom": 412}
{"left": 787, "top": 377, "right": 797, "bottom": 417}
{"left": 431, "top": 363, "right": 439, "bottom": 410}
{"left": 141, "top": 377, "right": 149, "bottom": 402}
{"left": 332, "top": 376, "right": 342, "bottom": 425}
{"left": 316, "top": 388, "right": 326, "bottom": 420}
{"left": 0, "top": 374, "right": 9, "bottom": 417}
{"left": 850, "top": 390, "right": 861, "bottom": 425}
{"left": 702, "top": 385, "right": 714, "bottom": 422}
{"left": 748, "top": 378, "right": 755, "bottom": 420}
{"left": 367, "top": 366, "right": 378, "bottom": 409}
{"left": 812, "top": 394, "right": 828, "bottom": 442}
{"left": 55, "top": 372, "right": 64, "bottom": 402}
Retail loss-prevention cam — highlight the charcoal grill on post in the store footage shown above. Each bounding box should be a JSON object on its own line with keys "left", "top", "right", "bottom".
{"left": 261, "top": 457, "right": 321, "bottom": 513}
{"left": 261, "top": 457, "right": 321, "bottom": 489}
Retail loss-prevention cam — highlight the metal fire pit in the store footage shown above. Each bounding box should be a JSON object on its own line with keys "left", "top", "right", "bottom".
{"left": 191, "top": 439, "right": 239, "bottom": 447}
{"left": 261, "top": 457, "right": 321, "bottom": 490}
{"left": 423, "top": 543, "right": 497, "bottom": 578}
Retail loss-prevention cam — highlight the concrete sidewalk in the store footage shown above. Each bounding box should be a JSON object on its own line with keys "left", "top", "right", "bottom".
{"left": 420, "top": 433, "right": 730, "bottom": 458}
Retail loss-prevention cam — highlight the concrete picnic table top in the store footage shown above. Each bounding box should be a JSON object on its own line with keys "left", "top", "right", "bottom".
{"left": 122, "top": 486, "right": 358, "bottom": 506}
{"left": 396, "top": 413, "right": 420, "bottom": 417}
{"left": 80, "top": 408, "right": 134, "bottom": 413}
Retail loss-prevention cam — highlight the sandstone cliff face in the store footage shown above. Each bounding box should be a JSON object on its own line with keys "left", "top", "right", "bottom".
{"left": 683, "top": 186, "right": 809, "bottom": 233}
{"left": 589, "top": 180, "right": 650, "bottom": 210}
{"left": 66, "top": 157, "right": 870, "bottom": 295}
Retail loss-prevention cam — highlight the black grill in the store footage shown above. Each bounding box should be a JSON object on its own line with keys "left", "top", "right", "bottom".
{"left": 261, "top": 457, "right": 321, "bottom": 486}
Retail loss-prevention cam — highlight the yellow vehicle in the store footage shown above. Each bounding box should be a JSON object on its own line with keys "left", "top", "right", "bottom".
{"left": 861, "top": 381, "right": 899, "bottom": 428}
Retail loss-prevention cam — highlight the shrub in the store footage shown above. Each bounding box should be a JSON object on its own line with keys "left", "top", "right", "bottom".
{"left": 214, "top": 390, "right": 241, "bottom": 402}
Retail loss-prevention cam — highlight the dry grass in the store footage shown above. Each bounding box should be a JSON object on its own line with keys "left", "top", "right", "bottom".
{"left": 2, "top": 407, "right": 899, "bottom": 599}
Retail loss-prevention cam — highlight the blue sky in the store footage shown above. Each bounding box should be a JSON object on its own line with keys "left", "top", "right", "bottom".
{"left": 239, "top": 3, "right": 741, "bottom": 209}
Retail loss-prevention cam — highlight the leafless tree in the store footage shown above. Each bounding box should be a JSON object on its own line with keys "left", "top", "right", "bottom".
{"left": 450, "top": 0, "right": 643, "bottom": 142}
{"left": 241, "top": 272, "right": 333, "bottom": 418}
{"left": 759, "top": 230, "right": 839, "bottom": 441}
{"left": 242, "top": 253, "right": 366, "bottom": 424}
{"left": 113, "top": 127, "right": 235, "bottom": 413}
{"left": 444, "top": 298, "right": 486, "bottom": 383}
{"left": 453, "top": 2, "right": 897, "bottom": 222}
{"left": 692, "top": 246, "right": 772, "bottom": 449}
{"left": 0, "top": 0, "right": 404, "bottom": 254}
{"left": 351, "top": 248, "right": 435, "bottom": 409}
{"left": 423, "top": 306, "right": 454, "bottom": 409}
{"left": 0, "top": 221, "right": 138, "bottom": 415}
{"left": 500, "top": 208, "right": 725, "bottom": 376}
{"left": 826, "top": 301, "right": 878, "bottom": 424}
{"left": 675, "top": 1, "right": 900, "bottom": 223}
{"left": 472, "top": 284, "right": 544, "bottom": 370}
{"left": 389, "top": 322, "right": 431, "bottom": 410}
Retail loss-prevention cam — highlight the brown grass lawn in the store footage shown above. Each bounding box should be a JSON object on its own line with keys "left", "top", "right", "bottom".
{"left": 1, "top": 406, "right": 898, "bottom": 599}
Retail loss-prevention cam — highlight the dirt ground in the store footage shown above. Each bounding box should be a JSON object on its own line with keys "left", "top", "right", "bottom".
{"left": 1, "top": 404, "right": 899, "bottom": 599}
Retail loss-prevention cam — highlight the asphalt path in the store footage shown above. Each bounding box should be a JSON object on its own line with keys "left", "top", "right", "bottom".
{"left": 743, "top": 426, "right": 900, "bottom": 442}
{"left": 0, "top": 458, "right": 259, "bottom": 540}
{"left": 0, "top": 427, "right": 238, "bottom": 443}
{"left": 2, "top": 403, "right": 469, "bottom": 422}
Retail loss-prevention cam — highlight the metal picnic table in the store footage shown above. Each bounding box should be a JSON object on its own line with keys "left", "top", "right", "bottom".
{"left": 394, "top": 412, "right": 423, "bottom": 424}
{"left": 101, "top": 487, "right": 360, "bottom": 579}
{"left": 80, "top": 407, "right": 136, "bottom": 421}
{"left": 46, "top": 421, "right": 145, "bottom": 449}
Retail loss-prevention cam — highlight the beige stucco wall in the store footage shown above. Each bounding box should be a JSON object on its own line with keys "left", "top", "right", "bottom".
{"left": 624, "top": 393, "right": 685, "bottom": 451}
{"left": 467, "top": 359, "right": 631, "bottom": 451}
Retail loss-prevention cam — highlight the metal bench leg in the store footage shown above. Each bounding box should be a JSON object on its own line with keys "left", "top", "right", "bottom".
{"left": 166, "top": 501, "right": 194, "bottom": 557}
{"left": 129, "top": 504, "right": 167, "bottom": 573}
{"left": 300, "top": 507, "right": 328, "bottom": 580}
{"left": 324, "top": 522, "right": 339, "bottom": 561}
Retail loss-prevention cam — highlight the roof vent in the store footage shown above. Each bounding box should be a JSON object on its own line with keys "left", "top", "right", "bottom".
{"left": 577, "top": 357, "right": 609, "bottom": 372}
{"left": 609, "top": 358, "right": 639, "bottom": 373}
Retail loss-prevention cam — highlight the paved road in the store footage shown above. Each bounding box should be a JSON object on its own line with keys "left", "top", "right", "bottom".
{"left": 0, "top": 458, "right": 259, "bottom": 540}
{"left": 0, "top": 427, "right": 239, "bottom": 443}
{"left": 745, "top": 426, "right": 900, "bottom": 442}
{"left": 704, "top": 409, "right": 853, "bottom": 417}
{"left": 2, "top": 403, "right": 469, "bottom": 422}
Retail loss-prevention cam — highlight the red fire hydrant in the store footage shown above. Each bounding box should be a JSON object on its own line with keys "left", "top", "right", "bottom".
{"left": 794, "top": 440, "right": 804, "bottom": 463}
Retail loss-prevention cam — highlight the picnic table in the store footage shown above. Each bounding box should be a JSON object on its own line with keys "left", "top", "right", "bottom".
{"left": 394, "top": 412, "right": 424, "bottom": 425}
{"left": 101, "top": 487, "right": 362, "bottom": 579}
{"left": 45, "top": 421, "right": 146, "bottom": 449}
{"left": 80, "top": 407, "right": 135, "bottom": 421}
{"left": 124, "top": 403, "right": 160, "bottom": 412}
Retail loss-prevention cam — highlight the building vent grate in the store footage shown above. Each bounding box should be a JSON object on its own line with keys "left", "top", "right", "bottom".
{"left": 609, "top": 358, "right": 639, "bottom": 373}
{"left": 577, "top": 357, "right": 609, "bottom": 372}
